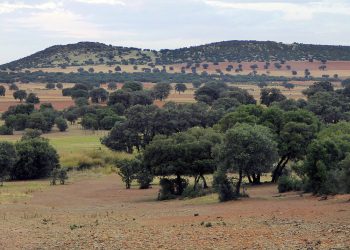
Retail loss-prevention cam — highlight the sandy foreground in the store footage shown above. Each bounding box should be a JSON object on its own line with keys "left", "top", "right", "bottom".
{"left": 0, "top": 174, "right": 349, "bottom": 249}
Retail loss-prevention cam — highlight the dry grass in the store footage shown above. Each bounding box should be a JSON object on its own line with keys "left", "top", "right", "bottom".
{"left": 0, "top": 83, "right": 74, "bottom": 112}
{"left": 25, "top": 60, "right": 350, "bottom": 78}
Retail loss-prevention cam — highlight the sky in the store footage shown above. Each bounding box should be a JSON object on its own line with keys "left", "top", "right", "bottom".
{"left": 1, "top": 0, "right": 350, "bottom": 64}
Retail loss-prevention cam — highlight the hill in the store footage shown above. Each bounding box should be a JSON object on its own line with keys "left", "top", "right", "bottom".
{"left": 1, "top": 42, "right": 157, "bottom": 70}
{"left": 2, "top": 40, "right": 350, "bottom": 70}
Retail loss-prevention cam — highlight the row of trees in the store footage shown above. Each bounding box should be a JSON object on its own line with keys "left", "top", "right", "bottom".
{"left": 0, "top": 70, "right": 339, "bottom": 88}
{"left": 62, "top": 81, "right": 174, "bottom": 104}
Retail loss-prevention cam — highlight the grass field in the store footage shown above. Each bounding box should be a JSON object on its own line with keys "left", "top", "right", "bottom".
{"left": 0, "top": 125, "right": 132, "bottom": 204}
{"left": 0, "top": 125, "right": 131, "bottom": 168}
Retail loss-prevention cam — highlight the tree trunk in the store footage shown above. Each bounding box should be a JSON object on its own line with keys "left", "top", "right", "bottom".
{"left": 235, "top": 169, "right": 243, "bottom": 196}
{"left": 200, "top": 175, "right": 208, "bottom": 189}
{"left": 193, "top": 175, "right": 200, "bottom": 190}
{"left": 246, "top": 172, "right": 253, "bottom": 184}
{"left": 175, "top": 174, "right": 183, "bottom": 195}
{"left": 252, "top": 173, "right": 261, "bottom": 185}
{"left": 271, "top": 156, "right": 286, "bottom": 183}
{"left": 272, "top": 156, "right": 289, "bottom": 183}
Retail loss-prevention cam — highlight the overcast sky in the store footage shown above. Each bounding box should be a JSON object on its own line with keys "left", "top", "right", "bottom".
{"left": 1, "top": 0, "right": 350, "bottom": 64}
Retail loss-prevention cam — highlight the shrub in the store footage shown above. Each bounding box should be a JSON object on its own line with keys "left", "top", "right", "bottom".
{"left": 158, "top": 178, "right": 176, "bottom": 200}
{"left": 5, "top": 114, "right": 28, "bottom": 131}
{"left": 115, "top": 159, "right": 139, "bottom": 189}
{"left": 56, "top": 83, "right": 63, "bottom": 89}
{"left": 277, "top": 175, "right": 302, "bottom": 193}
{"left": 50, "top": 168, "right": 68, "bottom": 185}
{"left": 26, "top": 112, "right": 54, "bottom": 133}
{"left": 213, "top": 170, "right": 236, "bottom": 202}
{"left": 74, "top": 97, "right": 89, "bottom": 107}
{"left": 136, "top": 168, "right": 153, "bottom": 189}
{"left": 21, "top": 129, "right": 42, "bottom": 140}
{"left": 55, "top": 117, "right": 68, "bottom": 132}
{"left": 46, "top": 83, "right": 56, "bottom": 89}
{"left": 77, "top": 159, "right": 94, "bottom": 170}
{"left": 205, "top": 222, "right": 212, "bottom": 227}
{"left": 0, "top": 125, "right": 13, "bottom": 135}
{"left": 0, "top": 142, "right": 17, "bottom": 186}
{"left": 12, "top": 138, "right": 59, "bottom": 180}
{"left": 182, "top": 185, "right": 207, "bottom": 199}
{"left": 58, "top": 169, "right": 68, "bottom": 184}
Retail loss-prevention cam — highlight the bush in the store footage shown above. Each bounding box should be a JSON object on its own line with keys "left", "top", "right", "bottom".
{"left": 213, "top": 170, "right": 236, "bottom": 202}
{"left": 0, "top": 142, "right": 17, "bottom": 186}
{"left": 77, "top": 160, "right": 94, "bottom": 171}
{"left": 0, "top": 125, "right": 13, "bottom": 135}
{"left": 115, "top": 159, "right": 139, "bottom": 189}
{"left": 26, "top": 112, "right": 53, "bottom": 133}
{"left": 182, "top": 185, "right": 207, "bottom": 199}
{"left": 277, "top": 175, "right": 302, "bottom": 193}
{"left": 5, "top": 114, "right": 28, "bottom": 131}
{"left": 56, "top": 83, "right": 63, "bottom": 89}
{"left": 136, "top": 168, "right": 153, "bottom": 189}
{"left": 55, "top": 117, "right": 68, "bottom": 132}
{"left": 74, "top": 97, "right": 89, "bottom": 107}
{"left": 50, "top": 168, "right": 68, "bottom": 185}
{"left": 46, "top": 83, "right": 55, "bottom": 89}
{"left": 158, "top": 178, "right": 176, "bottom": 200}
{"left": 21, "top": 129, "right": 42, "bottom": 140}
{"left": 12, "top": 138, "right": 59, "bottom": 180}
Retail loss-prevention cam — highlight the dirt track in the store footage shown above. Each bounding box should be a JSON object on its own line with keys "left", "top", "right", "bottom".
{"left": 0, "top": 174, "right": 349, "bottom": 249}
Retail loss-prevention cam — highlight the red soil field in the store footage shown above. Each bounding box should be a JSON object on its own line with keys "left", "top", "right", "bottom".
{"left": 0, "top": 174, "right": 348, "bottom": 249}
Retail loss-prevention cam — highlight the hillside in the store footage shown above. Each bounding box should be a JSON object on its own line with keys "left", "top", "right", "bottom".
{"left": 1, "top": 42, "right": 157, "bottom": 70}
{"left": 2, "top": 40, "right": 350, "bottom": 70}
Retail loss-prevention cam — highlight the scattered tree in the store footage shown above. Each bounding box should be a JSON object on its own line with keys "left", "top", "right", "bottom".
{"left": 0, "top": 85, "right": 6, "bottom": 96}
{"left": 175, "top": 83, "right": 187, "bottom": 94}
{"left": 26, "top": 93, "right": 40, "bottom": 104}
{"left": 13, "top": 90, "right": 27, "bottom": 102}
{"left": 152, "top": 83, "right": 172, "bottom": 101}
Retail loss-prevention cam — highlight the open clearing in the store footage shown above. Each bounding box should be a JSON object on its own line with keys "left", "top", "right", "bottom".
{"left": 0, "top": 174, "right": 349, "bottom": 249}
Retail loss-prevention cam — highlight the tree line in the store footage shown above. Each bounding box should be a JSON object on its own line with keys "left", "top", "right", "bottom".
{"left": 101, "top": 79, "right": 350, "bottom": 201}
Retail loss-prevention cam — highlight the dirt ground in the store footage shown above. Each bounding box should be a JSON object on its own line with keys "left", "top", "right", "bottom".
{"left": 0, "top": 174, "right": 349, "bottom": 249}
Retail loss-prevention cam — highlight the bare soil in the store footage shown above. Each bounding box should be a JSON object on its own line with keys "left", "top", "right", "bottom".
{"left": 0, "top": 174, "right": 349, "bottom": 249}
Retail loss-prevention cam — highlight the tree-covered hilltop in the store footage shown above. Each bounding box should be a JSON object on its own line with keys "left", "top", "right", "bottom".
{"left": 2, "top": 40, "right": 350, "bottom": 70}
{"left": 1, "top": 42, "right": 157, "bottom": 70}
{"left": 158, "top": 40, "right": 350, "bottom": 64}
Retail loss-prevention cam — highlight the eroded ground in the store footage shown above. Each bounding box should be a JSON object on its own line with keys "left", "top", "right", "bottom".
{"left": 0, "top": 174, "right": 349, "bottom": 249}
